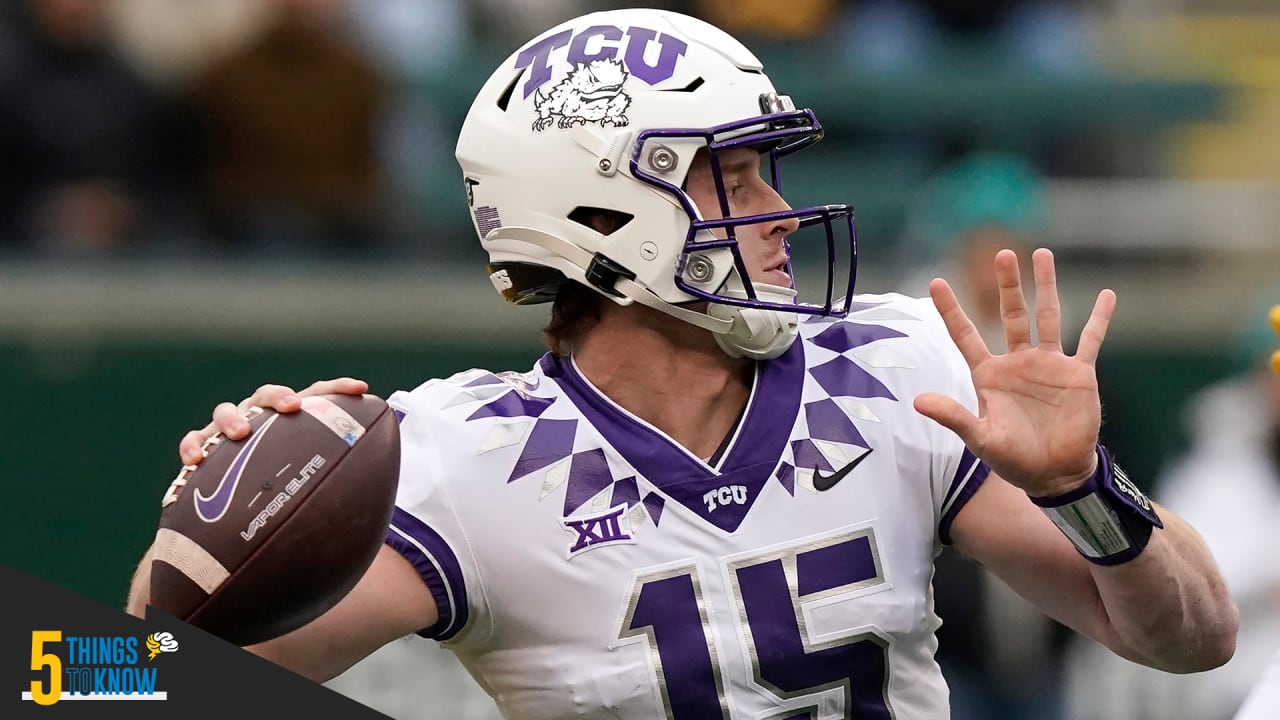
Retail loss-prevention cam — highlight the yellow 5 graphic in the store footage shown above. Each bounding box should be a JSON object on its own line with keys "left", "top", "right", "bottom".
{"left": 29, "top": 630, "right": 62, "bottom": 706}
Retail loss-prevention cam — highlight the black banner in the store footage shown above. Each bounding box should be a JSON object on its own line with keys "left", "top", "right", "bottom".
{"left": 4, "top": 563, "right": 391, "bottom": 719}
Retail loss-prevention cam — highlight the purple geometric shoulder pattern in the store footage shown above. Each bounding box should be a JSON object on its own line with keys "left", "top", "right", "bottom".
{"left": 539, "top": 349, "right": 806, "bottom": 536}
{"left": 445, "top": 302, "right": 925, "bottom": 539}
{"left": 448, "top": 367, "right": 666, "bottom": 540}
{"left": 774, "top": 307, "right": 926, "bottom": 495}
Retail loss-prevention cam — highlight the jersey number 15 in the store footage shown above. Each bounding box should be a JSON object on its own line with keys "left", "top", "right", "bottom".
{"left": 616, "top": 528, "right": 893, "bottom": 719}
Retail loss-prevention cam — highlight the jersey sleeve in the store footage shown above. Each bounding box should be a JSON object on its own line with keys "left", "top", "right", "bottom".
{"left": 902, "top": 297, "right": 992, "bottom": 545}
{"left": 383, "top": 387, "right": 490, "bottom": 646}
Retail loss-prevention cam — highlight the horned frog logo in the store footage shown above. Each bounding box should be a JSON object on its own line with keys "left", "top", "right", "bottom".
{"left": 533, "top": 58, "right": 631, "bottom": 131}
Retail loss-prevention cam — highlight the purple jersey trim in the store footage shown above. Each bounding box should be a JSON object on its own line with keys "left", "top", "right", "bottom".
{"left": 385, "top": 507, "right": 469, "bottom": 641}
{"left": 938, "top": 449, "right": 990, "bottom": 545}
{"left": 539, "top": 341, "right": 804, "bottom": 534}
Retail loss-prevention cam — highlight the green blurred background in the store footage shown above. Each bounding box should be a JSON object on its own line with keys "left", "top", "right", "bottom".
{"left": 2, "top": 2, "right": 1280, "bottom": 718}
{"left": 0, "top": 335, "right": 532, "bottom": 606}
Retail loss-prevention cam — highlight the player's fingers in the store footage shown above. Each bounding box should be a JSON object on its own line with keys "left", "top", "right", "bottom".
{"left": 178, "top": 429, "right": 212, "bottom": 465}
{"left": 300, "top": 377, "right": 369, "bottom": 398}
{"left": 996, "top": 249, "right": 1033, "bottom": 352}
{"left": 212, "top": 401, "right": 252, "bottom": 439}
{"left": 1032, "top": 248, "right": 1062, "bottom": 351}
{"left": 913, "top": 392, "right": 981, "bottom": 447}
{"left": 241, "top": 383, "right": 302, "bottom": 413}
{"left": 1075, "top": 289, "right": 1117, "bottom": 366}
{"left": 929, "top": 278, "right": 991, "bottom": 369}
{"left": 184, "top": 379, "right": 367, "bottom": 465}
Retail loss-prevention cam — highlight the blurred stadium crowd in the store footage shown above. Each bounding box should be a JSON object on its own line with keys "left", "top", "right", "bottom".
{"left": 0, "top": 0, "right": 1134, "bottom": 265}
{"left": 4, "top": 1, "right": 1280, "bottom": 719}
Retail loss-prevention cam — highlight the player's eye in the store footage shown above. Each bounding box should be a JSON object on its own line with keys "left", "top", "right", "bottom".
{"left": 727, "top": 181, "right": 746, "bottom": 199}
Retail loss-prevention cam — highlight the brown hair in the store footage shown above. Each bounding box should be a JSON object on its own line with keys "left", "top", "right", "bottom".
{"left": 543, "top": 281, "right": 606, "bottom": 356}
{"left": 542, "top": 207, "right": 631, "bottom": 356}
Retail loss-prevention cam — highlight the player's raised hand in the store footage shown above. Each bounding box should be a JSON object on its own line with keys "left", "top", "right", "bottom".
{"left": 177, "top": 377, "right": 369, "bottom": 465}
{"left": 914, "top": 248, "right": 1115, "bottom": 497}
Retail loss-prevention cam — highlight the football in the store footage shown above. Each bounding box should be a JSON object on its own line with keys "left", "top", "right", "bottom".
{"left": 149, "top": 393, "right": 400, "bottom": 646}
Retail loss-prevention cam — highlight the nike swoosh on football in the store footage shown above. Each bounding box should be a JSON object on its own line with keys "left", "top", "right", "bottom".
{"left": 195, "top": 414, "right": 279, "bottom": 523}
{"left": 813, "top": 448, "right": 873, "bottom": 492}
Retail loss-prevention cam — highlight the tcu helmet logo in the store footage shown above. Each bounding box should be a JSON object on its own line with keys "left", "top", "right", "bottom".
{"left": 533, "top": 58, "right": 630, "bottom": 131}
{"left": 514, "top": 25, "right": 689, "bottom": 132}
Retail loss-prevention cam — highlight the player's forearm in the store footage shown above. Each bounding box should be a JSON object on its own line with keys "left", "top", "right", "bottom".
{"left": 1091, "top": 507, "right": 1238, "bottom": 673}
{"left": 125, "top": 543, "right": 369, "bottom": 682}
{"left": 125, "top": 545, "right": 155, "bottom": 618}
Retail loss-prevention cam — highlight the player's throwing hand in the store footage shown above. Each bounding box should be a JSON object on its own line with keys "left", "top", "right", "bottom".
{"left": 177, "top": 377, "right": 369, "bottom": 466}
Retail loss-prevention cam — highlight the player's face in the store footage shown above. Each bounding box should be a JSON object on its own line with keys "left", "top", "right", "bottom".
{"left": 685, "top": 147, "right": 799, "bottom": 288}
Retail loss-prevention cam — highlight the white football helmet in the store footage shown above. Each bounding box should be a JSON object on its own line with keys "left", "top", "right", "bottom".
{"left": 456, "top": 8, "right": 857, "bottom": 360}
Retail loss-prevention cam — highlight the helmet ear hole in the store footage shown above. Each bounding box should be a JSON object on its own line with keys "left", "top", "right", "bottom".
{"left": 568, "top": 207, "right": 634, "bottom": 236}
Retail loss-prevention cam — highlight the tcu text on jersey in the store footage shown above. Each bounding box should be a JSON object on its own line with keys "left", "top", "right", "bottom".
{"left": 703, "top": 484, "right": 748, "bottom": 512}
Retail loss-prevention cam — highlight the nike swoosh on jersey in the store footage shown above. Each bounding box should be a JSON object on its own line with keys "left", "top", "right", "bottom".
{"left": 813, "top": 447, "right": 873, "bottom": 492}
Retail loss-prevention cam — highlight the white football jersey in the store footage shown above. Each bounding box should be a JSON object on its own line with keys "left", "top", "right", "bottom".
{"left": 384, "top": 294, "right": 988, "bottom": 720}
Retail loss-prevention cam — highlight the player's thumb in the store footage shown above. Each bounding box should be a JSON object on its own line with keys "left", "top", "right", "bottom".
{"left": 913, "top": 393, "right": 980, "bottom": 445}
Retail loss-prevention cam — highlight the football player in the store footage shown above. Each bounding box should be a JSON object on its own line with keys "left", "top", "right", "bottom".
{"left": 128, "top": 9, "right": 1237, "bottom": 718}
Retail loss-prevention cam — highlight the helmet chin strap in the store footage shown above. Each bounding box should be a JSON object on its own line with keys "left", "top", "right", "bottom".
{"left": 707, "top": 284, "right": 799, "bottom": 360}
{"left": 618, "top": 278, "right": 798, "bottom": 360}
